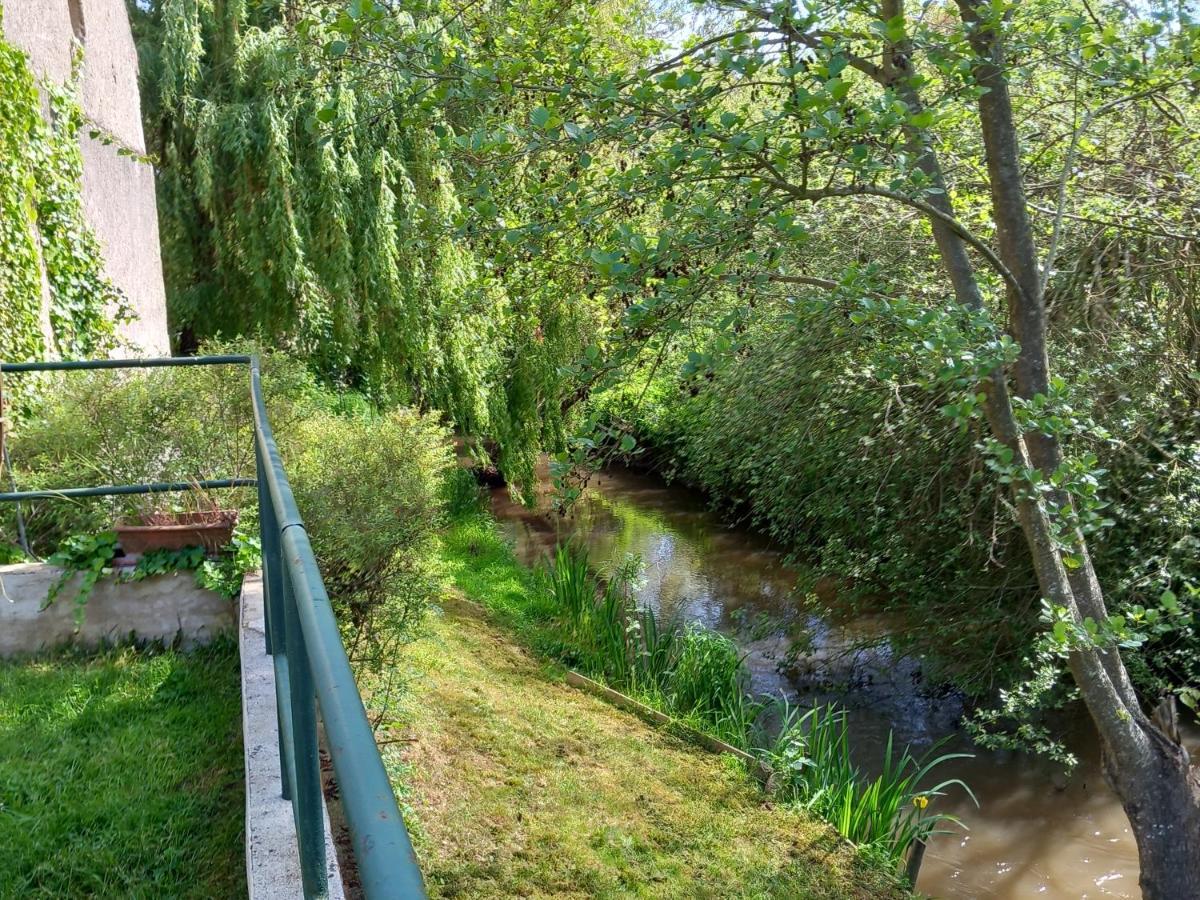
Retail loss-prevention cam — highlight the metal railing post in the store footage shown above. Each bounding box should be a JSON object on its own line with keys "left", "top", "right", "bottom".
{"left": 284, "top": 544, "right": 329, "bottom": 897}
{"left": 256, "top": 448, "right": 279, "bottom": 655}
{"left": 273, "top": 629, "right": 296, "bottom": 805}
{"left": 258, "top": 441, "right": 295, "bottom": 806}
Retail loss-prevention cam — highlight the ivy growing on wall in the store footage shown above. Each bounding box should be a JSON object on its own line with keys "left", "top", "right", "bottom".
{"left": 0, "top": 20, "right": 124, "bottom": 390}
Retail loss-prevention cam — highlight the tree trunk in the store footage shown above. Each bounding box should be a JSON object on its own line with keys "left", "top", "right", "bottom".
{"left": 946, "top": 2, "right": 1200, "bottom": 895}
{"left": 1107, "top": 727, "right": 1200, "bottom": 899}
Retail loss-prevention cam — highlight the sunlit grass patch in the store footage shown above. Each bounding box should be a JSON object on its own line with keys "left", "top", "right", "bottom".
{"left": 436, "top": 510, "right": 970, "bottom": 878}
{"left": 0, "top": 641, "right": 245, "bottom": 898}
{"left": 396, "top": 512, "right": 906, "bottom": 898}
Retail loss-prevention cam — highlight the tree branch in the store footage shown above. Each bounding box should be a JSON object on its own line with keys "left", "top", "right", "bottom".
{"left": 1040, "top": 81, "right": 1186, "bottom": 293}
{"left": 721, "top": 0, "right": 886, "bottom": 84}
{"left": 751, "top": 173, "right": 1029, "bottom": 307}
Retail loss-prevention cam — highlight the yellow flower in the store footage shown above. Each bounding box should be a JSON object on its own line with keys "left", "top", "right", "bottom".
{"left": 912, "top": 795, "right": 929, "bottom": 810}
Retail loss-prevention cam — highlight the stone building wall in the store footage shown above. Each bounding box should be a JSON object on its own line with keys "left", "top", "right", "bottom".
{"left": 2, "top": 0, "right": 169, "bottom": 355}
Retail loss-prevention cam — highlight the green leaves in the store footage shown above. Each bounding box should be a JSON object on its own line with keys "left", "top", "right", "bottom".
{"left": 141, "top": 0, "right": 503, "bottom": 424}
{"left": 908, "top": 109, "right": 935, "bottom": 129}
{"left": 1039, "top": 587, "right": 1193, "bottom": 657}
{"left": 878, "top": 14, "right": 908, "bottom": 44}
{"left": 0, "top": 36, "right": 121, "bottom": 374}
{"left": 45, "top": 532, "right": 120, "bottom": 627}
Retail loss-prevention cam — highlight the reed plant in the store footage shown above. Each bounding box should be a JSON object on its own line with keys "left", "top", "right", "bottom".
{"left": 670, "top": 626, "right": 762, "bottom": 745}
{"left": 546, "top": 546, "right": 769, "bottom": 745}
{"left": 765, "top": 701, "right": 974, "bottom": 861}
{"left": 545, "top": 541, "right": 974, "bottom": 872}
{"left": 627, "top": 604, "right": 681, "bottom": 695}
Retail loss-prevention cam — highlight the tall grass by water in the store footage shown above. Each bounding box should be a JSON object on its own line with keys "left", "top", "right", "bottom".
{"left": 543, "top": 541, "right": 974, "bottom": 870}
{"left": 545, "top": 541, "right": 759, "bottom": 743}
{"left": 765, "top": 701, "right": 973, "bottom": 857}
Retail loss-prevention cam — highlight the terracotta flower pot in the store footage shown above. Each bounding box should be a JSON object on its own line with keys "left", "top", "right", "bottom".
{"left": 115, "top": 509, "right": 238, "bottom": 556}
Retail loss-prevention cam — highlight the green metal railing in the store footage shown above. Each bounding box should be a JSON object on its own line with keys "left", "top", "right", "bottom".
{"left": 0, "top": 355, "right": 427, "bottom": 899}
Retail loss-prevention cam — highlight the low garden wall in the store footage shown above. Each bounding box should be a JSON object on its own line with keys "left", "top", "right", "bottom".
{"left": 0, "top": 562, "right": 234, "bottom": 657}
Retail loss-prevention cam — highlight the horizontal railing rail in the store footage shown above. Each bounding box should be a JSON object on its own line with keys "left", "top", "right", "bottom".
{"left": 0, "top": 355, "right": 427, "bottom": 899}
{"left": 0, "top": 477, "right": 257, "bottom": 503}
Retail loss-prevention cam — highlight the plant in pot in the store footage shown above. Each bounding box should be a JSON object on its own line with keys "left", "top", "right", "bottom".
{"left": 115, "top": 484, "right": 239, "bottom": 558}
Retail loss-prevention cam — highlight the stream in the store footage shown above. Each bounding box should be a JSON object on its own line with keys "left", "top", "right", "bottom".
{"left": 488, "top": 462, "right": 1197, "bottom": 899}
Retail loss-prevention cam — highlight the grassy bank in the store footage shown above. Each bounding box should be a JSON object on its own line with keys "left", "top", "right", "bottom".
{"left": 0, "top": 641, "right": 245, "bottom": 898}
{"left": 381, "top": 511, "right": 904, "bottom": 898}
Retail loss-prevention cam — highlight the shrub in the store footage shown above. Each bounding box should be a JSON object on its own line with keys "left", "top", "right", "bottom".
{"left": 441, "top": 465, "right": 486, "bottom": 517}
{"left": 592, "top": 278, "right": 1200, "bottom": 719}
{"left": 288, "top": 408, "right": 453, "bottom": 698}
{"left": 1, "top": 346, "right": 457, "bottom": 710}
{"left": 1, "top": 343, "right": 322, "bottom": 556}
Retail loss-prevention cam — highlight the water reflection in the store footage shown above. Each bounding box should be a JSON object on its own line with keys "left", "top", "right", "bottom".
{"left": 490, "top": 463, "right": 1197, "bottom": 899}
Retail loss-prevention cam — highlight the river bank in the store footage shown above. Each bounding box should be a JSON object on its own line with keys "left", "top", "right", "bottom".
{"left": 487, "top": 462, "right": 1198, "bottom": 899}
{"left": 381, "top": 513, "right": 905, "bottom": 898}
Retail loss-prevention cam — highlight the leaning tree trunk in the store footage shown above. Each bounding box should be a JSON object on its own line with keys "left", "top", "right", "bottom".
{"left": 948, "top": 2, "right": 1200, "bottom": 895}
{"left": 1106, "top": 724, "right": 1200, "bottom": 897}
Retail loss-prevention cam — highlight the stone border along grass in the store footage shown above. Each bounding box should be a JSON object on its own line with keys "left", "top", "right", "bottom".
{"left": 0, "top": 562, "right": 234, "bottom": 657}
{"left": 238, "top": 575, "right": 345, "bottom": 900}
{"left": 562, "top": 669, "right": 776, "bottom": 786}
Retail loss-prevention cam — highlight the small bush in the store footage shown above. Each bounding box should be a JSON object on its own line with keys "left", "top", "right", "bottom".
{"left": 2, "top": 346, "right": 457, "bottom": 713}
{"left": 288, "top": 408, "right": 453, "bottom": 702}
{"left": 2, "top": 343, "right": 322, "bottom": 555}
{"left": 441, "top": 465, "right": 485, "bottom": 517}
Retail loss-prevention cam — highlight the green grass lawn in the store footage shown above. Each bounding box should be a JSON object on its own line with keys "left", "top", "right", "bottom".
{"left": 380, "top": 511, "right": 904, "bottom": 899}
{"left": 0, "top": 641, "right": 245, "bottom": 899}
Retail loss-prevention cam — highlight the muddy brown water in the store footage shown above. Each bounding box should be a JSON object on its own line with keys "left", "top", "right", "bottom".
{"left": 488, "top": 463, "right": 1197, "bottom": 899}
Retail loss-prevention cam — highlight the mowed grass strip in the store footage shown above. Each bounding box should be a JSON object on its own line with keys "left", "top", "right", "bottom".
{"left": 390, "top": 528, "right": 905, "bottom": 900}
{"left": 0, "top": 640, "right": 245, "bottom": 899}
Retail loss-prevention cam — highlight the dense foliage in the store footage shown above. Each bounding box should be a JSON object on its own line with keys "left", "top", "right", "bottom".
{"left": 312, "top": 0, "right": 1200, "bottom": 715}
{"left": 595, "top": 258, "right": 1200, "bottom": 700}
{"left": 1, "top": 351, "right": 454, "bottom": 690}
{"left": 135, "top": 1, "right": 486, "bottom": 417}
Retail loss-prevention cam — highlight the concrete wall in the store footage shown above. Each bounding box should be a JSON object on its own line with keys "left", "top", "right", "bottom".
{"left": 2, "top": 0, "right": 169, "bottom": 355}
{"left": 0, "top": 562, "right": 233, "bottom": 656}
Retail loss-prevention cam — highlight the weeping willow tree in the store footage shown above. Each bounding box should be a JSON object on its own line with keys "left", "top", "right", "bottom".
{"left": 131, "top": 1, "right": 604, "bottom": 492}
{"left": 132, "top": 0, "right": 494, "bottom": 429}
